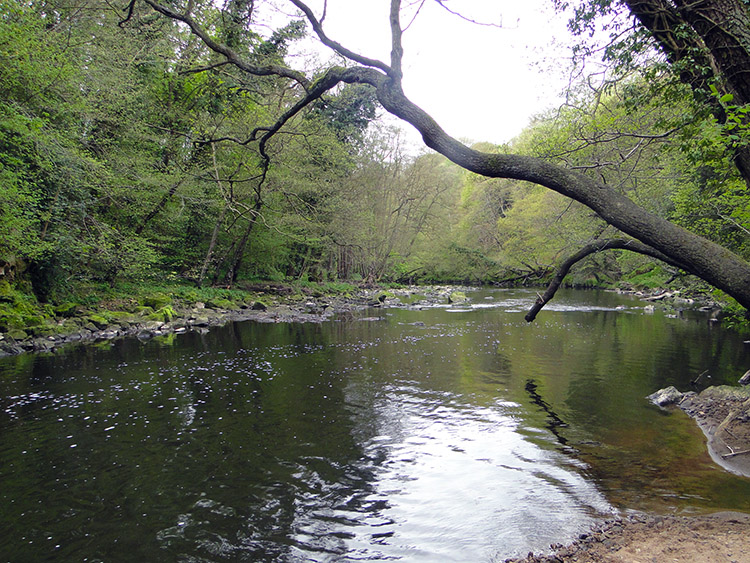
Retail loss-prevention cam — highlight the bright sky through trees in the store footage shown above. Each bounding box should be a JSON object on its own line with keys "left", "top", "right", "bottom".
{"left": 281, "top": 0, "right": 574, "bottom": 145}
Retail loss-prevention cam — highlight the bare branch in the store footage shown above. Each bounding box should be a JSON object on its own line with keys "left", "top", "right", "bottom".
{"left": 433, "top": 0, "right": 504, "bottom": 28}
{"left": 524, "top": 238, "right": 689, "bottom": 322}
{"left": 288, "top": 0, "right": 393, "bottom": 76}
{"left": 179, "top": 61, "right": 232, "bottom": 75}
{"left": 142, "top": 0, "right": 310, "bottom": 88}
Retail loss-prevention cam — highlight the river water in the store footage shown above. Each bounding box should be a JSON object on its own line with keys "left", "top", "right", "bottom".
{"left": 2, "top": 288, "right": 750, "bottom": 562}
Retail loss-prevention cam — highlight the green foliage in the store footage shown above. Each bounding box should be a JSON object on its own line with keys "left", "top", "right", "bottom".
{"left": 622, "top": 264, "right": 672, "bottom": 290}
{"left": 309, "top": 84, "right": 379, "bottom": 145}
{"left": 141, "top": 293, "right": 172, "bottom": 310}
{"left": 0, "top": 0, "right": 748, "bottom": 324}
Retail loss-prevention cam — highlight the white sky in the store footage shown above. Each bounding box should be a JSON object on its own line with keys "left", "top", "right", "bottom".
{"left": 278, "top": 0, "right": 576, "bottom": 146}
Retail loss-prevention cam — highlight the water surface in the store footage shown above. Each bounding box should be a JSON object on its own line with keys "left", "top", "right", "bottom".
{"left": 1, "top": 288, "right": 750, "bottom": 561}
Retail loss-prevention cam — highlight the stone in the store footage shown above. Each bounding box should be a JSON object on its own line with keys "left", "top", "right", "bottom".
{"left": 647, "top": 386, "right": 684, "bottom": 406}
{"left": 7, "top": 328, "right": 28, "bottom": 341}
{"left": 87, "top": 315, "right": 109, "bottom": 330}
{"left": 206, "top": 298, "right": 233, "bottom": 310}
{"left": 448, "top": 290, "right": 468, "bottom": 303}
{"left": 739, "top": 370, "right": 750, "bottom": 386}
{"left": 142, "top": 293, "right": 172, "bottom": 310}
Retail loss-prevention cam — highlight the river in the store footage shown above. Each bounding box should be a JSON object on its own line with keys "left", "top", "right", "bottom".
{"left": 1, "top": 288, "right": 750, "bottom": 561}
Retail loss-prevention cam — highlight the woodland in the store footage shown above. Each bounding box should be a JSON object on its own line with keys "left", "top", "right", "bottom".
{"left": 2, "top": 0, "right": 750, "bottom": 330}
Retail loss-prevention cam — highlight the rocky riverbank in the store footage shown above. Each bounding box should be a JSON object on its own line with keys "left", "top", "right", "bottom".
{"left": 0, "top": 284, "right": 471, "bottom": 357}
{"left": 504, "top": 511, "right": 750, "bottom": 562}
{"left": 505, "top": 384, "right": 750, "bottom": 562}
{"left": 652, "top": 384, "right": 750, "bottom": 478}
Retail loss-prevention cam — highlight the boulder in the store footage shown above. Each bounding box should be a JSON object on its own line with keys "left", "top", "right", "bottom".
{"left": 448, "top": 291, "right": 468, "bottom": 304}
{"left": 647, "top": 386, "right": 685, "bottom": 406}
{"left": 142, "top": 293, "right": 172, "bottom": 310}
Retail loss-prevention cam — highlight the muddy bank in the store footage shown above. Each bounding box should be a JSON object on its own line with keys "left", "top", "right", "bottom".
{"left": 650, "top": 384, "right": 750, "bottom": 477}
{"left": 506, "top": 385, "right": 750, "bottom": 562}
{"left": 504, "top": 511, "right": 750, "bottom": 562}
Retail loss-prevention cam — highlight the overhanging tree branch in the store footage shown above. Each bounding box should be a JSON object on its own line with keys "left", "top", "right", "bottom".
{"left": 136, "top": 0, "right": 750, "bottom": 316}
{"left": 524, "top": 238, "right": 690, "bottom": 322}
{"left": 142, "top": 0, "right": 310, "bottom": 88}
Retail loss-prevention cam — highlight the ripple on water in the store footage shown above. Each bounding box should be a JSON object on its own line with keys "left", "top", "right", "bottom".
{"left": 3, "top": 288, "right": 748, "bottom": 562}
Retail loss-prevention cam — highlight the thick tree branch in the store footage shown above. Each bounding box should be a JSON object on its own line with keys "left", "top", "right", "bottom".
{"left": 373, "top": 78, "right": 750, "bottom": 310}
{"left": 137, "top": 0, "right": 750, "bottom": 314}
{"left": 142, "top": 0, "right": 310, "bottom": 88}
{"left": 524, "top": 238, "right": 688, "bottom": 322}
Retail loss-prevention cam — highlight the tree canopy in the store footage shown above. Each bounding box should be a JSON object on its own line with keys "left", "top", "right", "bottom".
{"left": 123, "top": 0, "right": 750, "bottom": 314}
{"left": 1, "top": 0, "right": 749, "bottom": 329}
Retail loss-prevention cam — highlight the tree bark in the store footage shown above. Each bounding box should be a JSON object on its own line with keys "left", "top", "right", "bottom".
{"left": 223, "top": 195, "right": 262, "bottom": 285}
{"left": 623, "top": 0, "right": 750, "bottom": 181}
{"left": 198, "top": 143, "right": 228, "bottom": 287}
{"left": 136, "top": 178, "right": 185, "bottom": 235}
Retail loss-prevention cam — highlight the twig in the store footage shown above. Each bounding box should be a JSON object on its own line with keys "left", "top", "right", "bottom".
{"left": 724, "top": 427, "right": 739, "bottom": 440}
{"left": 721, "top": 449, "right": 750, "bottom": 459}
{"left": 691, "top": 369, "right": 709, "bottom": 386}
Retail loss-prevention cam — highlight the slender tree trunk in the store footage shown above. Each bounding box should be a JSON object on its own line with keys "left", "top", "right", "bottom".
{"left": 223, "top": 196, "right": 262, "bottom": 285}
{"left": 199, "top": 143, "right": 228, "bottom": 287}
{"left": 136, "top": 178, "right": 185, "bottom": 235}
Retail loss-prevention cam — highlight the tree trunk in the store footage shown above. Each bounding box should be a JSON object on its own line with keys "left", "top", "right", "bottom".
{"left": 624, "top": 0, "right": 750, "bottom": 182}
{"left": 223, "top": 196, "right": 262, "bottom": 285}
{"left": 199, "top": 143, "right": 229, "bottom": 287}
{"left": 199, "top": 204, "right": 227, "bottom": 287}
{"left": 136, "top": 178, "right": 185, "bottom": 235}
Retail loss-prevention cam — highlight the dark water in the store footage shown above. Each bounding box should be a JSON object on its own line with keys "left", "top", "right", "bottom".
{"left": 1, "top": 288, "right": 750, "bottom": 562}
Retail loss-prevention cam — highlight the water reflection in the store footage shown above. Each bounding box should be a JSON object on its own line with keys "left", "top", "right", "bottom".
{"left": 1, "top": 288, "right": 749, "bottom": 561}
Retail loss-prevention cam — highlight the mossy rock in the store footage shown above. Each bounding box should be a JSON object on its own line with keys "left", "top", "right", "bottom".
{"left": 53, "top": 302, "right": 78, "bottom": 317}
{"left": 180, "top": 290, "right": 201, "bottom": 303}
{"left": 448, "top": 291, "right": 468, "bottom": 303}
{"left": 0, "top": 310, "right": 24, "bottom": 331}
{"left": 142, "top": 293, "right": 172, "bottom": 310}
{"left": 205, "top": 298, "right": 234, "bottom": 310}
{"left": 28, "top": 326, "right": 56, "bottom": 337}
{"left": 134, "top": 306, "right": 155, "bottom": 317}
{"left": 104, "top": 310, "right": 135, "bottom": 322}
{"left": 87, "top": 315, "right": 109, "bottom": 329}
{"left": 148, "top": 305, "right": 176, "bottom": 323}
{"left": 7, "top": 328, "right": 28, "bottom": 341}
{"left": 0, "top": 280, "right": 14, "bottom": 303}
{"left": 22, "top": 315, "right": 45, "bottom": 327}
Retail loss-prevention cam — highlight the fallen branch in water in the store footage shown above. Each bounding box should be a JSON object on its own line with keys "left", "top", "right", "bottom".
{"left": 525, "top": 238, "right": 688, "bottom": 322}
